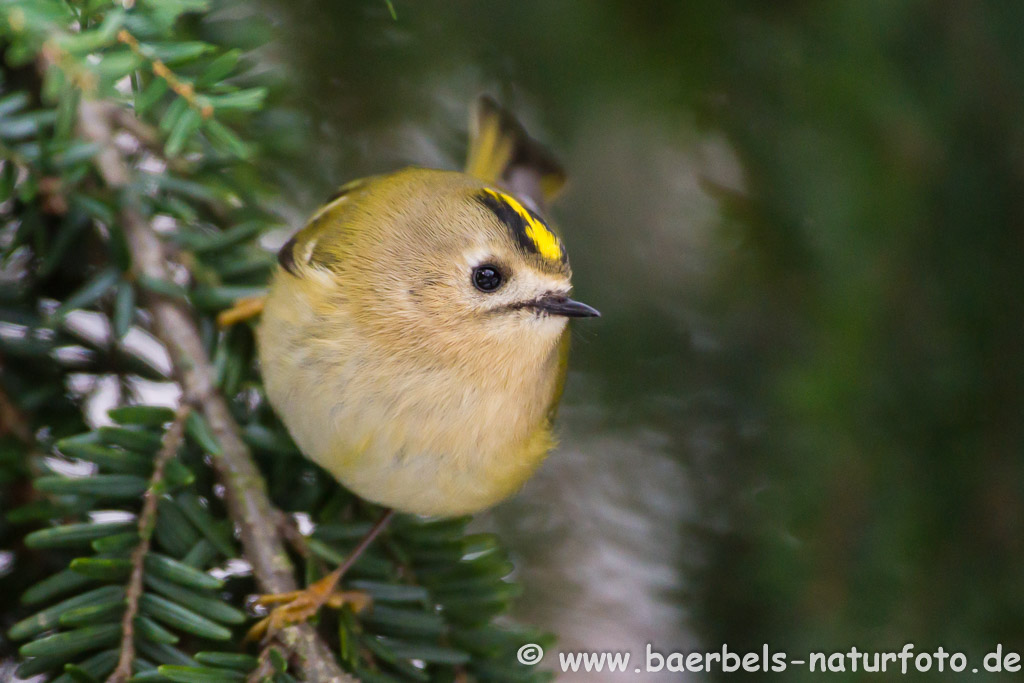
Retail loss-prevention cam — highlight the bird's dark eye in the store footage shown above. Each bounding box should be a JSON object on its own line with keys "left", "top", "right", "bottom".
{"left": 472, "top": 264, "right": 504, "bottom": 292}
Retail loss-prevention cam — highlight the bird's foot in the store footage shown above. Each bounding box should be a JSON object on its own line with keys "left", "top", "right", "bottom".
{"left": 245, "top": 570, "right": 371, "bottom": 641}
{"left": 247, "top": 510, "right": 394, "bottom": 642}
{"left": 216, "top": 295, "right": 266, "bottom": 327}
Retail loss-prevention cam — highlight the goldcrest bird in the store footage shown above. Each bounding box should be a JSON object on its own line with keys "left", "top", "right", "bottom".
{"left": 246, "top": 96, "right": 598, "bottom": 636}
{"left": 258, "top": 97, "right": 597, "bottom": 517}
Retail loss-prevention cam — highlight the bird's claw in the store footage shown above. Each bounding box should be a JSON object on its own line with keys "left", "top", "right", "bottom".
{"left": 245, "top": 588, "right": 371, "bottom": 642}
{"left": 216, "top": 295, "right": 266, "bottom": 327}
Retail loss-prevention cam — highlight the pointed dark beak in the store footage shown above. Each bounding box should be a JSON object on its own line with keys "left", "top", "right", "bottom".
{"left": 531, "top": 294, "right": 601, "bottom": 318}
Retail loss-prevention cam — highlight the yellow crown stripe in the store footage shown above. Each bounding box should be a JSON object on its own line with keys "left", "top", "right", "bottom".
{"left": 483, "top": 189, "right": 563, "bottom": 262}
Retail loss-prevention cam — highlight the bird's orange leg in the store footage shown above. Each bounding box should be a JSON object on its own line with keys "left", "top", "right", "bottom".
{"left": 216, "top": 295, "right": 266, "bottom": 328}
{"left": 246, "top": 509, "right": 395, "bottom": 641}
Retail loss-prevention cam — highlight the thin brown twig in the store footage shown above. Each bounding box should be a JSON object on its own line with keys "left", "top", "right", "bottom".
{"left": 0, "top": 355, "right": 32, "bottom": 444}
{"left": 108, "top": 406, "right": 191, "bottom": 683}
{"left": 274, "top": 508, "right": 321, "bottom": 567}
{"left": 0, "top": 356, "right": 51, "bottom": 503}
{"left": 109, "top": 106, "right": 161, "bottom": 148}
{"left": 78, "top": 99, "right": 353, "bottom": 681}
{"left": 116, "top": 30, "right": 213, "bottom": 118}
{"left": 0, "top": 383, "right": 32, "bottom": 444}
{"left": 246, "top": 644, "right": 280, "bottom": 683}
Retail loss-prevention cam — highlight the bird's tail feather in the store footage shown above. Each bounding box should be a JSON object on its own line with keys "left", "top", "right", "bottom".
{"left": 465, "top": 95, "right": 566, "bottom": 211}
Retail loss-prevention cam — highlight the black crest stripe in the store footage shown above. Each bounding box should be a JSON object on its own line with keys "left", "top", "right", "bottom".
{"left": 476, "top": 192, "right": 539, "bottom": 255}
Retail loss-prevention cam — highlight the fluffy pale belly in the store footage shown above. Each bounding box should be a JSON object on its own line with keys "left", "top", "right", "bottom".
{"left": 259, "top": 308, "right": 557, "bottom": 517}
{"left": 327, "top": 424, "right": 554, "bottom": 517}
{"left": 267, "top": 357, "right": 555, "bottom": 516}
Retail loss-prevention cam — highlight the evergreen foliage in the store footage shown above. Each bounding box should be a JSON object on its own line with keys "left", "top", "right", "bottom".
{"left": 0, "top": 1, "right": 552, "bottom": 681}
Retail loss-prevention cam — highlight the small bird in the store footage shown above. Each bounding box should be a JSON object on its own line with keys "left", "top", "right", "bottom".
{"left": 248, "top": 96, "right": 598, "bottom": 636}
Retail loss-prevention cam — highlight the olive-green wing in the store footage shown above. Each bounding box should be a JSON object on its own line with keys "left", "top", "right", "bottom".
{"left": 276, "top": 177, "right": 375, "bottom": 275}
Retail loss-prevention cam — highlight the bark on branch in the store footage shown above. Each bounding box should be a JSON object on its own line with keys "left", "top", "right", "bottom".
{"left": 109, "top": 406, "right": 190, "bottom": 683}
{"left": 78, "top": 99, "right": 353, "bottom": 682}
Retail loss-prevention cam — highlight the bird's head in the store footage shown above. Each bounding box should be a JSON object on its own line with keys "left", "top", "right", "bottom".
{"left": 298, "top": 169, "right": 598, "bottom": 365}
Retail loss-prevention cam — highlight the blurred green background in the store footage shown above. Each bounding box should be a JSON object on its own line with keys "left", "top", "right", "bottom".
{"left": 252, "top": 1, "right": 1024, "bottom": 679}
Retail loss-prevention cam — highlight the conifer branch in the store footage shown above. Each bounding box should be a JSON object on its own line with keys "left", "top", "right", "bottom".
{"left": 116, "top": 30, "right": 214, "bottom": 119}
{"left": 78, "top": 99, "right": 353, "bottom": 682}
{"left": 108, "top": 406, "right": 190, "bottom": 683}
{"left": 247, "top": 644, "right": 281, "bottom": 683}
